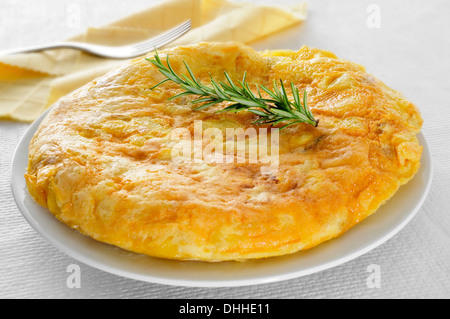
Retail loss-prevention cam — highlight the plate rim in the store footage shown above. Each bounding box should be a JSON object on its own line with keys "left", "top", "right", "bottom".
{"left": 10, "top": 107, "right": 433, "bottom": 288}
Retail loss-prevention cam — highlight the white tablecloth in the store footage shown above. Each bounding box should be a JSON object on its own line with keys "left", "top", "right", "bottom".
{"left": 1, "top": 0, "right": 449, "bottom": 299}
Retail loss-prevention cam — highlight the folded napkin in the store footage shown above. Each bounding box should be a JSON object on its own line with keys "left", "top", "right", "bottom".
{"left": 0, "top": 0, "right": 307, "bottom": 122}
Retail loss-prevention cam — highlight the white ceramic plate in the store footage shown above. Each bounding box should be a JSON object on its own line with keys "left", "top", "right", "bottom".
{"left": 11, "top": 107, "right": 433, "bottom": 287}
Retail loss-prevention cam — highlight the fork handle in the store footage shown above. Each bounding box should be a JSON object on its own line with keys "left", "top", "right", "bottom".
{"left": 0, "top": 42, "right": 96, "bottom": 55}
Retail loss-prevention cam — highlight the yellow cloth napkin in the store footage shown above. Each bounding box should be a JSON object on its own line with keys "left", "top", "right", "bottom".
{"left": 0, "top": 0, "right": 307, "bottom": 122}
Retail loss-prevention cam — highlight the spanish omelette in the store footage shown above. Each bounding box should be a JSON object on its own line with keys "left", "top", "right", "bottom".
{"left": 25, "top": 42, "right": 423, "bottom": 261}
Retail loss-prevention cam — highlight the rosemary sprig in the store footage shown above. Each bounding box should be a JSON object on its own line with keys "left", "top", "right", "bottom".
{"left": 146, "top": 52, "right": 319, "bottom": 129}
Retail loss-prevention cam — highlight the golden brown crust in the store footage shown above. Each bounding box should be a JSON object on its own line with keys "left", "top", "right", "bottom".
{"left": 25, "top": 42, "right": 423, "bottom": 261}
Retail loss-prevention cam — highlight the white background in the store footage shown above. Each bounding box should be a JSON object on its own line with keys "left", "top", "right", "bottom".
{"left": 1, "top": 0, "right": 449, "bottom": 298}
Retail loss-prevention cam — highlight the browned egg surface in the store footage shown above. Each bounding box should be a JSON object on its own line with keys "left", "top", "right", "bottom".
{"left": 26, "top": 42, "right": 423, "bottom": 261}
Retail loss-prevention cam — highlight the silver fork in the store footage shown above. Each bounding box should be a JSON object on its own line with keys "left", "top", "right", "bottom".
{"left": 0, "top": 20, "right": 191, "bottom": 59}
